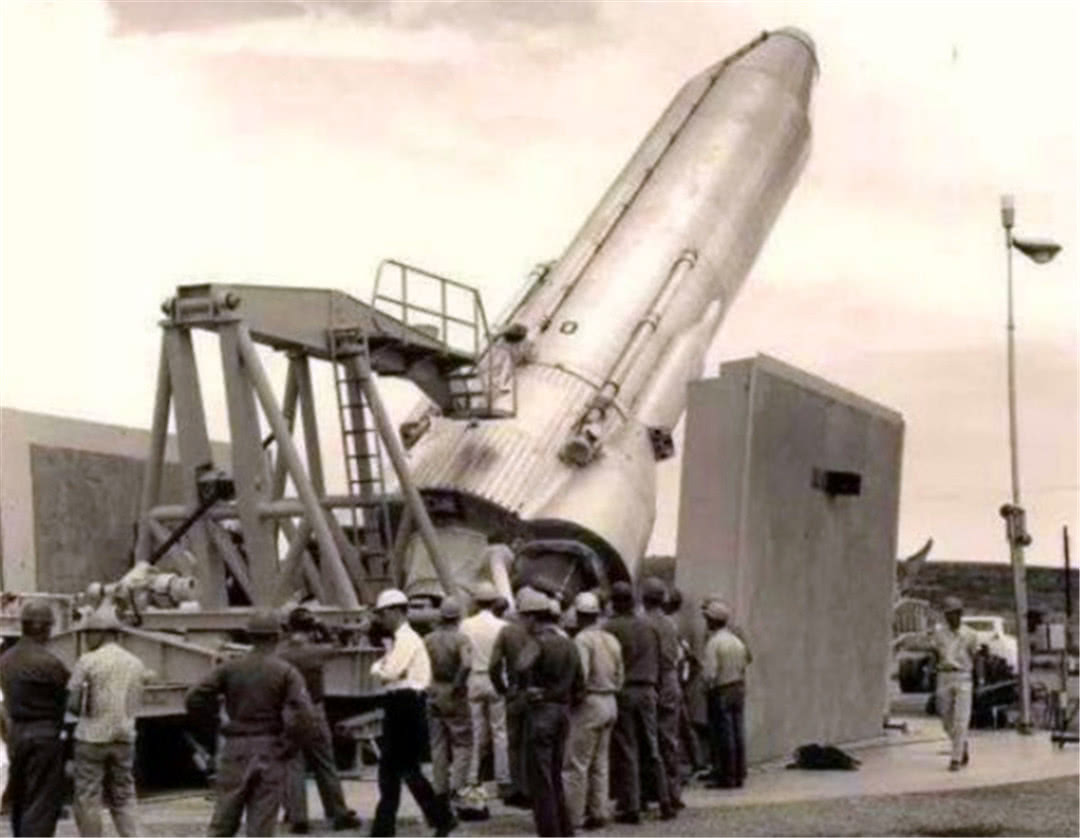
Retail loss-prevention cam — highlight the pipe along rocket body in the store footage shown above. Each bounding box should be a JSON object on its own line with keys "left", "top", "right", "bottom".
{"left": 403, "top": 29, "right": 817, "bottom": 601}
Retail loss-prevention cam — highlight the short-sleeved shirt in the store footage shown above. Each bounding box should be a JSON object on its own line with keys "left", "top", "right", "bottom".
{"left": 932, "top": 624, "right": 980, "bottom": 673}
{"left": 604, "top": 614, "right": 660, "bottom": 687}
{"left": 0, "top": 638, "right": 69, "bottom": 730}
{"left": 460, "top": 609, "right": 507, "bottom": 675}
{"left": 703, "top": 627, "right": 748, "bottom": 687}
{"left": 575, "top": 626, "right": 624, "bottom": 695}
{"left": 371, "top": 622, "right": 431, "bottom": 692}
{"left": 186, "top": 650, "right": 313, "bottom": 739}
{"left": 489, "top": 619, "right": 531, "bottom": 695}
{"left": 68, "top": 642, "right": 150, "bottom": 743}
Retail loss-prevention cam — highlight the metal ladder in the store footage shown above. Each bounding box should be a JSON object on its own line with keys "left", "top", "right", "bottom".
{"left": 329, "top": 330, "right": 393, "bottom": 584}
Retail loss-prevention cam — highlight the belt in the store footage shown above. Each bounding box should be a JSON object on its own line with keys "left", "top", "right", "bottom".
{"left": 625, "top": 680, "right": 656, "bottom": 688}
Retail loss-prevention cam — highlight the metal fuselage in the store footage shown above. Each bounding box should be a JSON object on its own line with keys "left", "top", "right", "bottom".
{"left": 404, "top": 29, "right": 818, "bottom": 598}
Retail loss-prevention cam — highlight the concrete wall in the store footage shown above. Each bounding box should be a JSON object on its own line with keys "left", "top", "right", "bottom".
{"left": 676, "top": 354, "right": 903, "bottom": 763}
{"left": 0, "top": 409, "right": 227, "bottom": 594}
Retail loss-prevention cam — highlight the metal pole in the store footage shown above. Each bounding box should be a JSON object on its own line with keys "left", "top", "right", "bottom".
{"left": 1002, "top": 200, "right": 1033, "bottom": 733}
{"left": 351, "top": 355, "right": 459, "bottom": 598}
{"left": 135, "top": 335, "right": 172, "bottom": 564}
{"left": 1065, "top": 526, "right": 1073, "bottom": 651}
{"left": 235, "top": 325, "right": 360, "bottom": 609}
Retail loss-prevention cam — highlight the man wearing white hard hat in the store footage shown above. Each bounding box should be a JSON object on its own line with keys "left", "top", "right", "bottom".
{"left": 369, "top": 589, "right": 456, "bottom": 836}
{"left": 701, "top": 599, "right": 749, "bottom": 789}
{"left": 561, "top": 591, "right": 623, "bottom": 831}
{"left": 931, "top": 596, "right": 979, "bottom": 771}
{"left": 459, "top": 582, "right": 510, "bottom": 796}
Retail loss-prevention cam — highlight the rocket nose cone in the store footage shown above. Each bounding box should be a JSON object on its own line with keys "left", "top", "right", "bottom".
{"left": 734, "top": 27, "right": 818, "bottom": 109}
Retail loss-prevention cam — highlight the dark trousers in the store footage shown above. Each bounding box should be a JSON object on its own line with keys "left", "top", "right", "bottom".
{"left": 706, "top": 682, "right": 746, "bottom": 786}
{"left": 642, "top": 692, "right": 682, "bottom": 805}
{"left": 610, "top": 685, "right": 670, "bottom": 815}
{"left": 283, "top": 704, "right": 350, "bottom": 825}
{"left": 208, "top": 735, "right": 287, "bottom": 837}
{"left": 9, "top": 727, "right": 65, "bottom": 837}
{"left": 505, "top": 692, "right": 530, "bottom": 799}
{"left": 524, "top": 702, "right": 572, "bottom": 837}
{"left": 371, "top": 690, "right": 450, "bottom": 838}
{"left": 677, "top": 692, "right": 704, "bottom": 771}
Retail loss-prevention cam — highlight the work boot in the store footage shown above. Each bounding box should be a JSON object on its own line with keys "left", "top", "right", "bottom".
{"left": 582, "top": 817, "right": 608, "bottom": 831}
{"left": 948, "top": 760, "right": 961, "bottom": 772}
{"left": 961, "top": 743, "right": 970, "bottom": 766}
{"left": 614, "top": 811, "right": 641, "bottom": 825}
{"left": 332, "top": 810, "right": 362, "bottom": 830}
{"left": 288, "top": 822, "right": 310, "bottom": 835}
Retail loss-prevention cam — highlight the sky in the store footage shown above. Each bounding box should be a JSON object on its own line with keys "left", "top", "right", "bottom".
{"left": 1, "top": 0, "right": 1076, "bottom": 567}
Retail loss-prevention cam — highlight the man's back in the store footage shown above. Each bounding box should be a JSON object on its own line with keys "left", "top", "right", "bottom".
{"left": 704, "top": 628, "right": 748, "bottom": 687}
{"left": 424, "top": 626, "right": 469, "bottom": 684}
{"left": 604, "top": 615, "right": 659, "bottom": 686}
{"left": 461, "top": 610, "right": 506, "bottom": 672}
{"left": 645, "top": 611, "right": 680, "bottom": 700}
{"left": 69, "top": 643, "right": 148, "bottom": 743}
{"left": 0, "top": 638, "right": 69, "bottom": 726}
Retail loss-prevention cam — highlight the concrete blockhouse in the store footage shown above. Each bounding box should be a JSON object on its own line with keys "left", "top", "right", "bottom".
{"left": 677, "top": 354, "right": 903, "bottom": 763}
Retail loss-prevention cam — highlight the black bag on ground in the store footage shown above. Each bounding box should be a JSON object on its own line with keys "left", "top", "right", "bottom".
{"left": 785, "top": 743, "right": 861, "bottom": 770}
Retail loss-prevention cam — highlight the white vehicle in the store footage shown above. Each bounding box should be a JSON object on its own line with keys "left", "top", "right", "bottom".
{"left": 962, "top": 615, "right": 1018, "bottom": 672}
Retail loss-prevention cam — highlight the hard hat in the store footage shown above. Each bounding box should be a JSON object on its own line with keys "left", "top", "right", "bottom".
{"left": 473, "top": 582, "right": 499, "bottom": 604}
{"left": 515, "top": 586, "right": 541, "bottom": 611}
{"left": 20, "top": 600, "right": 54, "bottom": 625}
{"left": 610, "top": 581, "right": 634, "bottom": 603}
{"left": 942, "top": 595, "right": 964, "bottom": 613}
{"left": 704, "top": 599, "right": 731, "bottom": 622}
{"left": 246, "top": 611, "right": 282, "bottom": 636}
{"left": 84, "top": 611, "right": 122, "bottom": 632}
{"left": 439, "top": 597, "right": 463, "bottom": 621}
{"left": 575, "top": 591, "right": 600, "bottom": 615}
{"left": 374, "top": 588, "right": 409, "bottom": 611}
{"left": 641, "top": 576, "right": 667, "bottom": 604}
{"left": 549, "top": 596, "right": 562, "bottom": 617}
{"left": 517, "top": 588, "right": 551, "bottom": 614}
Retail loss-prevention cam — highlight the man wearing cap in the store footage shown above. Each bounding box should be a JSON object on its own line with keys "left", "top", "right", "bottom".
{"left": 278, "top": 608, "right": 362, "bottom": 834}
{"left": 488, "top": 587, "right": 537, "bottom": 808}
{"left": 604, "top": 581, "right": 674, "bottom": 824}
{"left": 424, "top": 598, "right": 472, "bottom": 812}
{"left": 368, "top": 589, "right": 455, "bottom": 837}
{"left": 516, "top": 588, "right": 584, "bottom": 837}
{"left": 931, "top": 596, "right": 980, "bottom": 771}
{"left": 641, "top": 577, "right": 684, "bottom": 810}
{"left": 702, "top": 599, "right": 749, "bottom": 789}
{"left": 561, "top": 591, "right": 623, "bottom": 831}
{"left": 186, "top": 610, "right": 317, "bottom": 837}
{"left": 0, "top": 601, "right": 69, "bottom": 837}
{"left": 459, "top": 582, "right": 510, "bottom": 795}
{"left": 67, "top": 611, "right": 153, "bottom": 837}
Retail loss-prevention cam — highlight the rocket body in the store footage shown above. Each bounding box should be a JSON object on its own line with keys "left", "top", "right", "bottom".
{"left": 403, "top": 29, "right": 817, "bottom": 596}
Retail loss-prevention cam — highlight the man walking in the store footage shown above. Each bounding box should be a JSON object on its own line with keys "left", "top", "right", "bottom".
{"left": 517, "top": 589, "right": 584, "bottom": 837}
{"left": 561, "top": 592, "right": 622, "bottom": 831}
{"left": 459, "top": 582, "right": 509, "bottom": 796}
{"left": 641, "top": 577, "right": 683, "bottom": 809}
{"left": 488, "top": 588, "right": 536, "bottom": 808}
{"left": 368, "top": 589, "right": 456, "bottom": 837}
{"left": 277, "top": 607, "right": 362, "bottom": 834}
{"left": 423, "top": 598, "right": 472, "bottom": 813}
{"left": 67, "top": 611, "right": 152, "bottom": 837}
{"left": 702, "top": 600, "right": 749, "bottom": 788}
{"left": 0, "top": 601, "right": 69, "bottom": 837}
{"left": 604, "top": 582, "right": 674, "bottom": 824}
{"left": 186, "top": 611, "right": 316, "bottom": 837}
{"left": 932, "top": 596, "right": 979, "bottom": 771}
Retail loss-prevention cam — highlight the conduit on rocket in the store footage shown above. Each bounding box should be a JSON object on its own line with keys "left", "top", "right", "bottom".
{"left": 401, "top": 28, "right": 818, "bottom": 600}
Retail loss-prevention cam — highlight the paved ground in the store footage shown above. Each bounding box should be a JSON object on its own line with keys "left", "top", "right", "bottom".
{"left": 2, "top": 713, "right": 1076, "bottom": 836}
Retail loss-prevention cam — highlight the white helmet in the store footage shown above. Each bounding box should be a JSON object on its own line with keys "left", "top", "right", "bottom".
{"left": 374, "top": 589, "right": 409, "bottom": 611}
{"left": 574, "top": 591, "right": 600, "bottom": 615}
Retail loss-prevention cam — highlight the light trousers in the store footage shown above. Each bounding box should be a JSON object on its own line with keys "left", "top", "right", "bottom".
{"left": 73, "top": 740, "right": 140, "bottom": 838}
{"left": 468, "top": 674, "right": 509, "bottom": 786}
{"left": 936, "top": 671, "right": 973, "bottom": 764}
{"left": 562, "top": 693, "right": 616, "bottom": 827}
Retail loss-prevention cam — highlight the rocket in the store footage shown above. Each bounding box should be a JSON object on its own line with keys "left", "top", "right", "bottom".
{"left": 401, "top": 28, "right": 818, "bottom": 599}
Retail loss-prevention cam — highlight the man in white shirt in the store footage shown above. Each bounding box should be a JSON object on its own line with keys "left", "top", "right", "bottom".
{"left": 67, "top": 611, "right": 153, "bottom": 837}
{"left": 369, "top": 589, "right": 456, "bottom": 837}
{"left": 701, "top": 599, "right": 749, "bottom": 789}
{"left": 931, "top": 596, "right": 980, "bottom": 771}
{"left": 459, "top": 581, "right": 510, "bottom": 794}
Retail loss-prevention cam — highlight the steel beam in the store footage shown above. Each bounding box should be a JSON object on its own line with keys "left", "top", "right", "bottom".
{"left": 148, "top": 495, "right": 394, "bottom": 521}
{"left": 220, "top": 322, "right": 280, "bottom": 605}
{"left": 164, "top": 327, "right": 227, "bottom": 607}
{"left": 206, "top": 521, "right": 255, "bottom": 603}
{"left": 136, "top": 335, "right": 173, "bottom": 565}
{"left": 351, "top": 355, "right": 457, "bottom": 597}
{"left": 236, "top": 325, "right": 360, "bottom": 608}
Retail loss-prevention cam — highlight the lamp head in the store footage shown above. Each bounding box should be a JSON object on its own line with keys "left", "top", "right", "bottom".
{"left": 1011, "top": 236, "right": 1062, "bottom": 264}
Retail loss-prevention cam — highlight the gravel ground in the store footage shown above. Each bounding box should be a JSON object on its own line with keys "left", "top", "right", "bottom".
{"left": 23, "top": 774, "right": 1073, "bottom": 837}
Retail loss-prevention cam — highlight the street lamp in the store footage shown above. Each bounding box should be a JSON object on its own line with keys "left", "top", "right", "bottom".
{"left": 998, "top": 194, "right": 1062, "bottom": 734}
